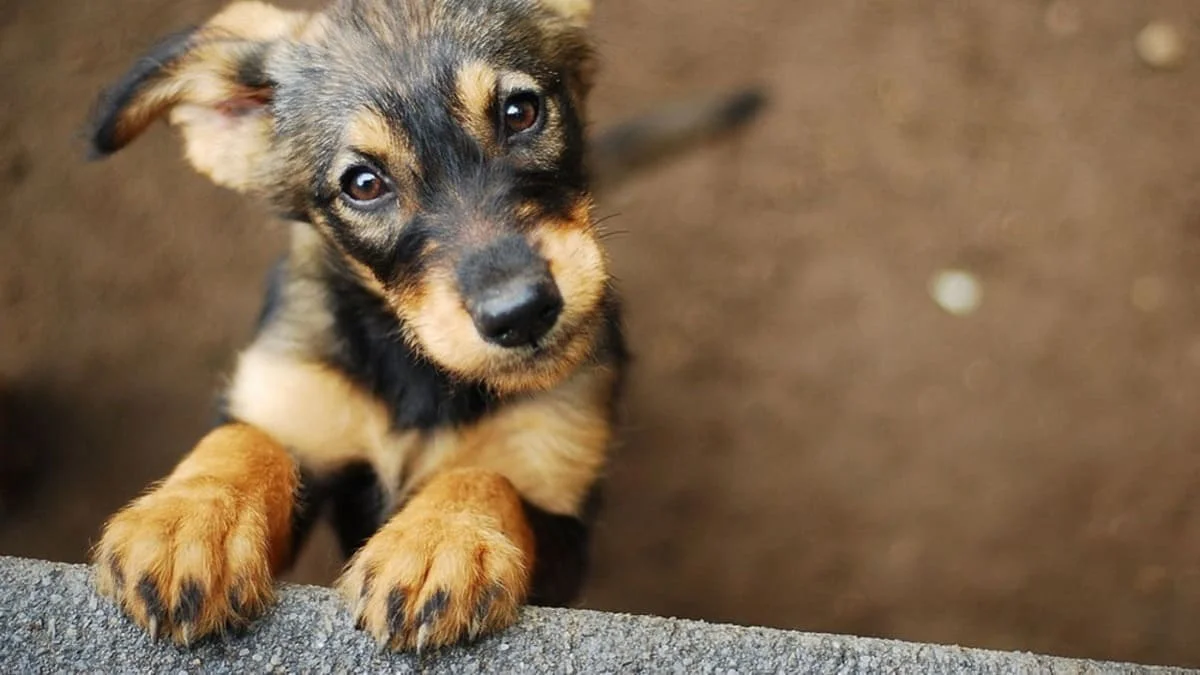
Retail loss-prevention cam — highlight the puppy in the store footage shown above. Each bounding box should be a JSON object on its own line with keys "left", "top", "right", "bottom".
{"left": 85, "top": 0, "right": 762, "bottom": 653}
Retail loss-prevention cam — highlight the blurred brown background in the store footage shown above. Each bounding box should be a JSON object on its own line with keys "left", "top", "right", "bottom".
{"left": 2, "top": 0, "right": 1199, "bottom": 668}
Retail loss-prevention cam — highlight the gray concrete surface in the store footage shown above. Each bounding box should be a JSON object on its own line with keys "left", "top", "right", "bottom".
{"left": 0, "top": 556, "right": 1189, "bottom": 674}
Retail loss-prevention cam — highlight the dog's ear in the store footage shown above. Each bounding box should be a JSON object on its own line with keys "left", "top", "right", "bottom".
{"left": 86, "top": 1, "right": 313, "bottom": 192}
{"left": 540, "top": 0, "right": 592, "bottom": 27}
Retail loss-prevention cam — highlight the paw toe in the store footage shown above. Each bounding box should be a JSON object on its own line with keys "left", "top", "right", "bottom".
{"left": 170, "top": 579, "right": 205, "bottom": 637}
{"left": 386, "top": 588, "right": 407, "bottom": 643}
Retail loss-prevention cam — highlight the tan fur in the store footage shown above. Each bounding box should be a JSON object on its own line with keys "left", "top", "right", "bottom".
{"left": 455, "top": 61, "right": 498, "bottom": 147}
{"left": 225, "top": 343, "right": 613, "bottom": 518}
{"left": 499, "top": 70, "right": 540, "bottom": 95}
{"left": 338, "top": 109, "right": 421, "bottom": 226}
{"left": 532, "top": 204, "right": 608, "bottom": 337}
{"left": 405, "top": 268, "right": 495, "bottom": 381}
{"left": 109, "top": 2, "right": 317, "bottom": 191}
{"left": 395, "top": 198, "right": 606, "bottom": 395}
{"left": 225, "top": 347, "right": 415, "bottom": 487}
{"left": 541, "top": 0, "right": 593, "bottom": 27}
{"left": 204, "top": 0, "right": 312, "bottom": 41}
{"left": 170, "top": 98, "right": 274, "bottom": 191}
{"left": 418, "top": 364, "right": 616, "bottom": 516}
{"left": 344, "top": 108, "right": 415, "bottom": 173}
{"left": 91, "top": 424, "right": 298, "bottom": 645}
{"left": 336, "top": 468, "right": 534, "bottom": 652}
{"left": 402, "top": 265, "right": 599, "bottom": 395}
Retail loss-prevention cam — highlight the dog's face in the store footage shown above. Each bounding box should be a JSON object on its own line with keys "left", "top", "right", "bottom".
{"left": 89, "top": 0, "right": 607, "bottom": 394}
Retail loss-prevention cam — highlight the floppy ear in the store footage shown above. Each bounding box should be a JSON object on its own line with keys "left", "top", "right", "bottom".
{"left": 86, "top": 1, "right": 313, "bottom": 193}
{"left": 540, "top": 0, "right": 592, "bottom": 27}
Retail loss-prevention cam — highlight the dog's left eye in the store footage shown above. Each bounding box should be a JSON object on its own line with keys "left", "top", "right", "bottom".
{"left": 340, "top": 166, "right": 392, "bottom": 206}
{"left": 502, "top": 92, "right": 541, "bottom": 136}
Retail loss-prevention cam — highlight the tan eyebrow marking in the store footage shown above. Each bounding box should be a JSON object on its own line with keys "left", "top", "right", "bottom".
{"left": 455, "top": 61, "right": 499, "bottom": 147}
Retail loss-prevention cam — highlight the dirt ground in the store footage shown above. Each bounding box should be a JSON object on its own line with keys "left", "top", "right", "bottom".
{"left": 3, "top": 0, "right": 1199, "bottom": 668}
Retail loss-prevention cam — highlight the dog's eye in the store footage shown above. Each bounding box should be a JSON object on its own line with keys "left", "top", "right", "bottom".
{"left": 340, "top": 166, "right": 391, "bottom": 205}
{"left": 502, "top": 92, "right": 541, "bottom": 135}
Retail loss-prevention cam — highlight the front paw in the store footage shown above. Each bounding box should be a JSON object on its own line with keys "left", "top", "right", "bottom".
{"left": 92, "top": 480, "right": 278, "bottom": 645}
{"left": 336, "top": 510, "right": 530, "bottom": 653}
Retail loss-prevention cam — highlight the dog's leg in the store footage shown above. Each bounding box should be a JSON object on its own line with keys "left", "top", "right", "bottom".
{"left": 92, "top": 423, "right": 299, "bottom": 645}
{"left": 336, "top": 467, "right": 534, "bottom": 653}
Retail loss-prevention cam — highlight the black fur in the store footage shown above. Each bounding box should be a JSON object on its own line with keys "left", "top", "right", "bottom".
{"left": 522, "top": 486, "right": 603, "bottom": 606}
{"left": 327, "top": 462, "right": 391, "bottom": 558}
{"left": 287, "top": 461, "right": 391, "bottom": 562}
{"left": 323, "top": 255, "right": 500, "bottom": 430}
{"left": 456, "top": 234, "right": 550, "bottom": 300}
{"left": 288, "top": 465, "right": 328, "bottom": 561}
{"left": 86, "top": 26, "right": 198, "bottom": 158}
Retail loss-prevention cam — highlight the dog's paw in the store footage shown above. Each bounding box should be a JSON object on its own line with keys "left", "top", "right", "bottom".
{"left": 92, "top": 479, "right": 278, "bottom": 645}
{"left": 336, "top": 509, "right": 530, "bottom": 653}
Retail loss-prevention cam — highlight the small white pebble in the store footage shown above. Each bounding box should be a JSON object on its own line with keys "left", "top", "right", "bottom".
{"left": 498, "top": 642, "right": 511, "bottom": 652}
{"left": 1136, "top": 21, "right": 1186, "bottom": 70}
{"left": 929, "top": 269, "right": 982, "bottom": 316}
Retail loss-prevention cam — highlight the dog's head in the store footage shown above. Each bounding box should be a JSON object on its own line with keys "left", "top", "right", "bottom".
{"left": 89, "top": 0, "right": 608, "bottom": 394}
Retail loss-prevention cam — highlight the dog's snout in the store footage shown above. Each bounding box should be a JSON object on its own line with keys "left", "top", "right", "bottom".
{"left": 458, "top": 235, "right": 563, "bottom": 348}
{"left": 471, "top": 276, "right": 562, "bottom": 348}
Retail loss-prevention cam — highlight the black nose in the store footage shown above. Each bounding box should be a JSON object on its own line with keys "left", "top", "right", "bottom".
{"left": 469, "top": 276, "right": 563, "bottom": 348}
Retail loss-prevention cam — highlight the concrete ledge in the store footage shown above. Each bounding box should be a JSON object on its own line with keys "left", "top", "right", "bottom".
{"left": 0, "top": 556, "right": 1187, "bottom": 674}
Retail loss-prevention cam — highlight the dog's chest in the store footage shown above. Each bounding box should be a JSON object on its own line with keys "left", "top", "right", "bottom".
{"left": 225, "top": 342, "right": 612, "bottom": 518}
{"left": 224, "top": 345, "right": 465, "bottom": 497}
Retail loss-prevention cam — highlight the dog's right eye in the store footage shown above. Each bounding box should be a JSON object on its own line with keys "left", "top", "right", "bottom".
{"left": 340, "top": 166, "right": 392, "bottom": 206}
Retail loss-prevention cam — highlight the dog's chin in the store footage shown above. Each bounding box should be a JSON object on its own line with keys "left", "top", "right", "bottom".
{"left": 414, "top": 316, "right": 598, "bottom": 397}
{"left": 474, "top": 321, "right": 598, "bottom": 395}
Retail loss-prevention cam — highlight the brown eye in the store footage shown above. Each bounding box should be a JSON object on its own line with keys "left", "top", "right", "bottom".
{"left": 502, "top": 92, "right": 541, "bottom": 135}
{"left": 340, "top": 166, "right": 390, "bottom": 205}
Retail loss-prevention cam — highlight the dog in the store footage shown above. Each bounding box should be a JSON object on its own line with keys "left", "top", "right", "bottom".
{"left": 85, "top": 0, "right": 763, "bottom": 653}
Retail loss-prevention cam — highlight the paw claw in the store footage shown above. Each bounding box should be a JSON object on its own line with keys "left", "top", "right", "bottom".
{"left": 416, "top": 622, "right": 431, "bottom": 655}
{"left": 91, "top": 478, "right": 281, "bottom": 647}
{"left": 137, "top": 576, "right": 168, "bottom": 629}
{"left": 470, "top": 586, "right": 499, "bottom": 640}
{"left": 180, "top": 624, "right": 193, "bottom": 647}
{"left": 338, "top": 510, "right": 529, "bottom": 653}
{"left": 172, "top": 579, "right": 205, "bottom": 627}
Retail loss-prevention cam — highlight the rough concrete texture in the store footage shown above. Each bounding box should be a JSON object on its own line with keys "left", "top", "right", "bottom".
{"left": 0, "top": 557, "right": 1188, "bottom": 674}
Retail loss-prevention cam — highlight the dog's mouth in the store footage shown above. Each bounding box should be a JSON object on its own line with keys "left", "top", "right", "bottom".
{"left": 486, "top": 314, "right": 579, "bottom": 364}
{"left": 473, "top": 311, "right": 598, "bottom": 393}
